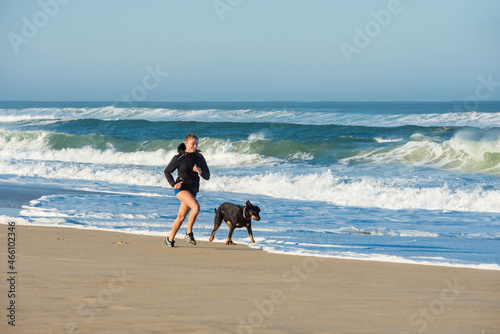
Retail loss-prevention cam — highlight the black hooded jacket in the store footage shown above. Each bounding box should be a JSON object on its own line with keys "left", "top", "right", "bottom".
{"left": 164, "top": 143, "right": 210, "bottom": 194}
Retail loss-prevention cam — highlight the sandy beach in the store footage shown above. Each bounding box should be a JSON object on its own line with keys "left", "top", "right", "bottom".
{"left": 0, "top": 224, "right": 498, "bottom": 334}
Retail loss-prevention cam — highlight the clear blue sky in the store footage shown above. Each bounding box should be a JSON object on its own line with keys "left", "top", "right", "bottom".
{"left": 1, "top": 0, "right": 499, "bottom": 101}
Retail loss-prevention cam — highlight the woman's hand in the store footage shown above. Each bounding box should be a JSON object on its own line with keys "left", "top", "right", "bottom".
{"left": 193, "top": 164, "right": 202, "bottom": 175}
{"left": 174, "top": 182, "right": 182, "bottom": 190}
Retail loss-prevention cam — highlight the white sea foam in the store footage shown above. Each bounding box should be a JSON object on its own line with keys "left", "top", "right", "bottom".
{"left": 250, "top": 244, "right": 500, "bottom": 270}
{"left": 0, "top": 145, "right": 174, "bottom": 167}
{"left": 2, "top": 107, "right": 500, "bottom": 128}
{"left": 0, "top": 115, "right": 60, "bottom": 122}
{"left": 347, "top": 129, "right": 500, "bottom": 174}
{"left": 206, "top": 171, "right": 500, "bottom": 212}
{"left": 374, "top": 137, "right": 403, "bottom": 143}
{"left": 2, "top": 157, "right": 500, "bottom": 213}
{"left": 332, "top": 226, "right": 439, "bottom": 237}
{"left": 248, "top": 131, "right": 270, "bottom": 140}
{"left": 0, "top": 131, "right": 282, "bottom": 168}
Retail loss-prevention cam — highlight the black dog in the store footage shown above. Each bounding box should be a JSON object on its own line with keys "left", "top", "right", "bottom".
{"left": 209, "top": 200, "right": 261, "bottom": 245}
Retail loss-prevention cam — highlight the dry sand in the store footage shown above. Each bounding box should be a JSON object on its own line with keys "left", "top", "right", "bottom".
{"left": 1, "top": 225, "right": 499, "bottom": 334}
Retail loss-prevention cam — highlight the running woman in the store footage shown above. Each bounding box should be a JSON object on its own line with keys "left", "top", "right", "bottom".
{"left": 164, "top": 134, "right": 210, "bottom": 247}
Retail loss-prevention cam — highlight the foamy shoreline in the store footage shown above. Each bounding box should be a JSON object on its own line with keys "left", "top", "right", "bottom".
{"left": 1, "top": 178, "right": 499, "bottom": 271}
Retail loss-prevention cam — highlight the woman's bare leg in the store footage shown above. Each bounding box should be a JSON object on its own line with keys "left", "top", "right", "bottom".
{"left": 176, "top": 190, "right": 200, "bottom": 234}
{"left": 168, "top": 200, "right": 190, "bottom": 241}
{"left": 168, "top": 191, "right": 200, "bottom": 241}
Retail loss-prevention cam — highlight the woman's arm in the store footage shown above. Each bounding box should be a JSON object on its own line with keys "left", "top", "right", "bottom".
{"left": 198, "top": 155, "right": 210, "bottom": 181}
{"left": 164, "top": 155, "right": 179, "bottom": 188}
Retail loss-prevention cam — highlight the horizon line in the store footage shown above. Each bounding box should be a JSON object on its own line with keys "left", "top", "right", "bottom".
{"left": 2, "top": 100, "right": 500, "bottom": 104}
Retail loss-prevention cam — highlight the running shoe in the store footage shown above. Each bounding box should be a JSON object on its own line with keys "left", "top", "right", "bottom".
{"left": 165, "top": 236, "right": 175, "bottom": 247}
{"left": 184, "top": 232, "right": 196, "bottom": 245}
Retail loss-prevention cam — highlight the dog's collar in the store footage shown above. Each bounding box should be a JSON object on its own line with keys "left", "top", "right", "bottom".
{"left": 243, "top": 207, "right": 249, "bottom": 219}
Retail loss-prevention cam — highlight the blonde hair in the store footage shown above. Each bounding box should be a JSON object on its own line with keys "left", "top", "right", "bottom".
{"left": 184, "top": 134, "right": 198, "bottom": 142}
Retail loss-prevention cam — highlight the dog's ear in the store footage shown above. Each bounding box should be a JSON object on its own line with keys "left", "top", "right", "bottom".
{"left": 246, "top": 200, "right": 252, "bottom": 207}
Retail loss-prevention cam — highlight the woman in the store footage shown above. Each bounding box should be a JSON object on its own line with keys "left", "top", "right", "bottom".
{"left": 164, "top": 134, "right": 210, "bottom": 247}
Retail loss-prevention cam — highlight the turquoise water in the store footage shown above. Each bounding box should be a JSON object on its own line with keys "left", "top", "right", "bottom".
{"left": 1, "top": 101, "right": 499, "bottom": 269}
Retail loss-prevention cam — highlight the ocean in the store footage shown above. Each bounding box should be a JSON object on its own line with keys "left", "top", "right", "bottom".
{"left": 1, "top": 101, "right": 499, "bottom": 270}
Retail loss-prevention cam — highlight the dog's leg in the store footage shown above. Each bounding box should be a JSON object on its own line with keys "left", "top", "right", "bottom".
{"left": 246, "top": 226, "right": 255, "bottom": 243}
{"left": 209, "top": 209, "right": 224, "bottom": 242}
{"left": 226, "top": 223, "right": 236, "bottom": 245}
